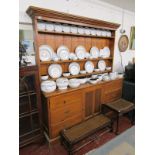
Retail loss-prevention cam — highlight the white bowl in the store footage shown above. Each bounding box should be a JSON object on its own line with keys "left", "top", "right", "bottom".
{"left": 89, "top": 79, "right": 98, "bottom": 84}
{"left": 56, "top": 78, "right": 69, "bottom": 89}
{"left": 78, "top": 78, "right": 87, "bottom": 84}
{"left": 106, "top": 67, "right": 112, "bottom": 71}
{"left": 63, "top": 72, "right": 71, "bottom": 77}
{"left": 41, "top": 75, "right": 49, "bottom": 81}
{"left": 91, "top": 74, "right": 98, "bottom": 78}
{"left": 118, "top": 74, "right": 124, "bottom": 78}
{"left": 41, "top": 80, "right": 56, "bottom": 93}
{"left": 69, "top": 79, "right": 80, "bottom": 88}
{"left": 80, "top": 70, "right": 86, "bottom": 74}
{"left": 103, "top": 76, "right": 110, "bottom": 81}
{"left": 56, "top": 82, "right": 68, "bottom": 90}
{"left": 94, "top": 68, "right": 100, "bottom": 72}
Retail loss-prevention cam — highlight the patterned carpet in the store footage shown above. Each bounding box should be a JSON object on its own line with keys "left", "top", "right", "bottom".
{"left": 20, "top": 116, "right": 133, "bottom": 155}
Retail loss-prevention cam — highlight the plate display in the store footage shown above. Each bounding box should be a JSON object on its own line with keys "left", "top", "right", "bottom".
{"left": 69, "top": 62, "right": 80, "bottom": 75}
{"left": 57, "top": 45, "right": 69, "bottom": 60}
{"left": 48, "top": 64, "right": 62, "bottom": 78}
{"left": 39, "top": 45, "right": 54, "bottom": 61}
{"left": 75, "top": 45, "right": 86, "bottom": 59}
{"left": 85, "top": 61, "right": 94, "bottom": 73}
{"left": 98, "top": 60, "right": 106, "bottom": 71}
{"left": 90, "top": 46, "right": 99, "bottom": 58}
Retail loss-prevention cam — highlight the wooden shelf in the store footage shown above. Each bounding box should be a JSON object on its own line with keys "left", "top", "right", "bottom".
{"left": 47, "top": 70, "right": 111, "bottom": 81}
{"left": 38, "top": 30, "right": 115, "bottom": 39}
{"left": 40, "top": 57, "right": 113, "bottom": 65}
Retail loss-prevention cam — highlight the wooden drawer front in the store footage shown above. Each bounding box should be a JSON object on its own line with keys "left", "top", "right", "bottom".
{"left": 51, "top": 114, "right": 82, "bottom": 138}
{"left": 50, "top": 92, "right": 82, "bottom": 110}
{"left": 103, "top": 79, "right": 123, "bottom": 92}
{"left": 51, "top": 101, "right": 82, "bottom": 125}
{"left": 102, "top": 89, "right": 122, "bottom": 104}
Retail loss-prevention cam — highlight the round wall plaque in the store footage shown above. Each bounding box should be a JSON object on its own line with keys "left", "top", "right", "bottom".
{"left": 118, "top": 35, "right": 129, "bottom": 52}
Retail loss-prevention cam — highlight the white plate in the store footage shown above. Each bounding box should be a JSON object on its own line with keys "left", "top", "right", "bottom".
{"left": 37, "top": 22, "right": 45, "bottom": 30}
{"left": 46, "top": 23, "right": 55, "bottom": 31}
{"left": 57, "top": 45, "right": 69, "bottom": 60}
{"left": 75, "top": 45, "right": 86, "bottom": 59}
{"left": 48, "top": 64, "right": 62, "bottom": 78}
{"left": 69, "top": 62, "right": 80, "bottom": 75}
{"left": 70, "top": 26, "right": 78, "bottom": 33}
{"left": 62, "top": 24, "right": 70, "bottom": 33}
{"left": 96, "top": 29, "right": 102, "bottom": 36}
{"left": 90, "top": 46, "right": 99, "bottom": 58}
{"left": 85, "top": 61, "right": 94, "bottom": 73}
{"left": 90, "top": 28, "right": 97, "bottom": 36}
{"left": 84, "top": 27, "right": 91, "bottom": 35}
{"left": 103, "top": 47, "right": 110, "bottom": 57}
{"left": 39, "top": 45, "right": 54, "bottom": 61}
{"left": 98, "top": 60, "right": 106, "bottom": 71}
{"left": 77, "top": 27, "right": 84, "bottom": 34}
{"left": 101, "top": 30, "right": 107, "bottom": 36}
{"left": 54, "top": 23, "right": 62, "bottom": 32}
{"left": 106, "top": 31, "right": 112, "bottom": 37}
{"left": 41, "top": 80, "right": 56, "bottom": 93}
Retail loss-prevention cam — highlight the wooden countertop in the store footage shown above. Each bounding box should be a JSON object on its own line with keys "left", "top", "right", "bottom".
{"left": 43, "top": 78, "right": 123, "bottom": 98}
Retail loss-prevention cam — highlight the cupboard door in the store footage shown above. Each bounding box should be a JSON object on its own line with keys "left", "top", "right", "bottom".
{"left": 85, "top": 91, "right": 94, "bottom": 119}
{"left": 94, "top": 88, "right": 102, "bottom": 114}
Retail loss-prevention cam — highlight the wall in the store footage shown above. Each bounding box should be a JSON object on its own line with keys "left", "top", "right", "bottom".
{"left": 19, "top": 0, "right": 135, "bottom": 72}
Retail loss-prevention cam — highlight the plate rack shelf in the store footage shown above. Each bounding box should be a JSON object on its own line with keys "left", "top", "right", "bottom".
{"left": 27, "top": 6, "right": 121, "bottom": 143}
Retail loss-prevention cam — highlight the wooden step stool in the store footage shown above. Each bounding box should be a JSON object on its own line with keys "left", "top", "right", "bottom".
{"left": 104, "top": 98, "right": 134, "bottom": 134}
{"left": 60, "top": 114, "right": 112, "bottom": 155}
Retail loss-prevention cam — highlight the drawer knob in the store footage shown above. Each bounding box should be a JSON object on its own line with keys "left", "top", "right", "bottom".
{"left": 64, "top": 101, "right": 66, "bottom": 104}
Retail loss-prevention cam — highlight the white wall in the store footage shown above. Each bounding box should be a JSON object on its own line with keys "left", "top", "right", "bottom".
{"left": 19, "top": 0, "right": 135, "bottom": 72}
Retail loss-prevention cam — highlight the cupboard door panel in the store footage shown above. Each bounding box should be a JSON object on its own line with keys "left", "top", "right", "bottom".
{"left": 94, "top": 88, "right": 102, "bottom": 114}
{"left": 85, "top": 91, "right": 94, "bottom": 118}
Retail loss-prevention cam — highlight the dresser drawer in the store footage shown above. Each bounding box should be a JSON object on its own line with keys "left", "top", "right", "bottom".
{"left": 102, "top": 89, "right": 122, "bottom": 104}
{"left": 51, "top": 114, "right": 82, "bottom": 138}
{"left": 103, "top": 79, "right": 123, "bottom": 93}
{"left": 50, "top": 91, "right": 82, "bottom": 110}
{"left": 51, "top": 101, "right": 82, "bottom": 124}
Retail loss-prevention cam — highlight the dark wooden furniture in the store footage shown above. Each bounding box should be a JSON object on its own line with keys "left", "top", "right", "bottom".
{"left": 60, "top": 114, "right": 111, "bottom": 155}
{"left": 19, "top": 66, "right": 43, "bottom": 147}
{"left": 104, "top": 98, "right": 134, "bottom": 134}
{"left": 26, "top": 6, "right": 121, "bottom": 143}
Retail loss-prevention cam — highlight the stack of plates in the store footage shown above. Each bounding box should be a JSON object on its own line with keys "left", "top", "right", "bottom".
{"left": 39, "top": 45, "right": 54, "bottom": 61}
{"left": 62, "top": 24, "right": 70, "bottom": 33}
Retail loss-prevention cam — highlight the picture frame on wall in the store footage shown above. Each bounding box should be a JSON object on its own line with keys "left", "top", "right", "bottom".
{"left": 129, "top": 26, "right": 135, "bottom": 50}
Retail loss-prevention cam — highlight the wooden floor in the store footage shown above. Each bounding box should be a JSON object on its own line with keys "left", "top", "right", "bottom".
{"left": 20, "top": 116, "right": 133, "bottom": 155}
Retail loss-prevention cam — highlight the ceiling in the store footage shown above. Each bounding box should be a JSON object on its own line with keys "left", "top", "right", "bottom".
{"left": 99, "top": 0, "right": 135, "bottom": 12}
